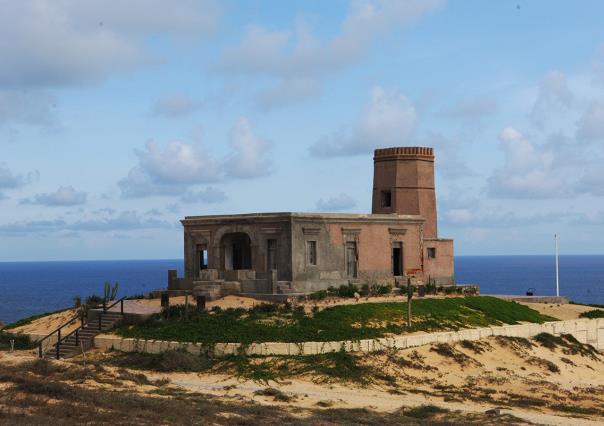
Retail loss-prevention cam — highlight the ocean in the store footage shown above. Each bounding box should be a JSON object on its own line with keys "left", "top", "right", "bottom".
{"left": 0, "top": 256, "right": 603, "bottom": 325}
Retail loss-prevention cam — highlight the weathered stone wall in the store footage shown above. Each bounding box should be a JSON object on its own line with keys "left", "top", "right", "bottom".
{"left": 422, "top": 238, "right": 455, "bottom": 285}
{"left": 182, "top": 214, "right": 293, "bottom": 282}
{"left": 94, "top": 318, "right": 604, "bottom": 357}
{"left": 290, "top": 215, "right": 425, "bottom": 288}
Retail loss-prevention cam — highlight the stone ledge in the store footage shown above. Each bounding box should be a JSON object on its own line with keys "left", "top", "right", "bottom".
{"left": 93, "top": 318, "right": 604, "bottom": 358}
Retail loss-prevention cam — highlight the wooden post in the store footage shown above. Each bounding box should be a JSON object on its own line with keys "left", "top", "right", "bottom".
{"left": 197, "top": 295, "right": 206, "bottom": 311}
{"left": 407, "top": 278, "right": 412, "bottom": 328}
{"left": 161, "top": 292, "right": 170, "bottom": 318}
{"left": 184, "top": 293, "right": 189, "bottom": 320}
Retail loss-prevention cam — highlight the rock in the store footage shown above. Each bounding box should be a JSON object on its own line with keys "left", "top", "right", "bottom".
{"left": 354, "top": 292, "right": 361, "bottom": 301}
{"left": 485, "top": 408, "right": 502, "bottom": 416}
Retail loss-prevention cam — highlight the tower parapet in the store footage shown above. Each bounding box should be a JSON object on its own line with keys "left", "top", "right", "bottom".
{"left": 372, "top": 146, "right": 438, "bottom": 238}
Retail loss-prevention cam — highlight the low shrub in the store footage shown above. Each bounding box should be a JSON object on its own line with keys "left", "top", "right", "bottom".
{"left": 360, "top": 284, "right": 370, "bottom": 297}
{"left": 109, "top": 350, "right": 214, "bottom": 372}
{"left": 253, "top": 387, "right": 292, "bottom": 402}
{"left": 84, "top": 294, "right": 104, "bottom": 307}
{"left": 337, "top": 284, "right": 358, "bottom": 298}
{"left": 370, "top": 283, "right": 392, "bottom": 296}
{"left": 0, "top": 331, "right": 35, "bottom": 350}
{"left": 579, "top": 309, "right": 604, "bottom": 319}
{"left": 444, "top": 286, "right": 457, "bottom": 295}
{"left": 405, "top": 404, "right": 448, "bottom": 419}
{"left": 308, "top": 290, "right": 328, "bottom": 301}
{"left": 249, "top": 303, "right": 279, "bottom": 315}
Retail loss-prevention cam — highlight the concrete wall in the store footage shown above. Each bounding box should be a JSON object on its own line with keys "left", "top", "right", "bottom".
{"left": 94, "top": 318, "right": 604, "bottom": 357}
{"left": 182, "top": 215, "right": 293, "bottom": 282}
{"left": 423, "top": 238, "right": 455, "bottom": 285}
{"left": 289, "top": 215, "right": 428, "bottom": 290}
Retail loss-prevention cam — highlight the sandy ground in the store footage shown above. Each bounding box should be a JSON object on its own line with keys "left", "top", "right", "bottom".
{"left": 518, "top": 302, "right": 595, "bottom": 320}
{"left": 137, "top": 336, "right": 604, "bottom": 425}
{"left": 4, "top": 330, "right": 604, "bottom": 425}
{"left": 8, "top": 308, "right": 79, "bottom": 336}
{"left": 106, "top": 295, "right": 264, "bottom": 315}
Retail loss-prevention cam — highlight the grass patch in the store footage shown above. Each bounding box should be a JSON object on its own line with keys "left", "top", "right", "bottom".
{"left": 105, "top": 349, "right": 378, "bottom": 385}
{"left": 579, "top": 309, "right": 604, "bottom": 319}
{"left": 430, "top": 343, "right": 478, "bottom": 367}
{"left": 533, "top": 333, "right": 600, "bottom": 359}
{"left": 254, "top": 387, "right": 293, "bottom": 402}
{"left": 114, "top": 296, "right": 555, "bottom": 344}
{"left": 550, "top": 404, "right": 601, "bottom": 415}
{"left": 405, "top": 404, "right": 448, "bottom": 419}
{"left": 106, "top": 349, "right": 214, "bottom": 373}
{"left": 0, "top": 331, "right": 35, "bottom": 351}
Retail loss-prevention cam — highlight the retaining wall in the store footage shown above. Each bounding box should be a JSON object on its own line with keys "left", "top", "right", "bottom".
{"left": 94, "top": 318, "right": 604, "bottom": 357}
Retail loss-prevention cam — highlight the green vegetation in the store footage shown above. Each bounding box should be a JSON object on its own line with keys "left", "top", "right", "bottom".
{"left": 579, "top": 309, "right": 604, "bottom": 319}
{"left": 107, "top": 349, "right": 374, "bottom": 384}
{"left": 533, "top": 332, "right": 600, "bottom": 359}
{"left": 570, "top": 301, "right": 604, "bottom": 309}
{"left": 115, "top": 296, "right": 556, "bottom": 344}
{"left": 550, "top": 404, "right": 601, "bottom": 415}
{"left": 405, "top": 405, "right": 449, "bottom": 419}
{"left": 0, "top": 331, "right": 35, "bottom": 351}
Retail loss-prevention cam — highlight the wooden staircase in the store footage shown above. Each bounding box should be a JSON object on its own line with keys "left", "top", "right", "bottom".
{"left": 39, "top": 298, "right": 126, "bottom": 360}
{"left": 49, "top": 312, "right": 123, "bottom": 359}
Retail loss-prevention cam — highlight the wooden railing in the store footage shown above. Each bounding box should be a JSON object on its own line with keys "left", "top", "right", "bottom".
{"left": 38, "top": 296, "right": 127, "bottom": 359}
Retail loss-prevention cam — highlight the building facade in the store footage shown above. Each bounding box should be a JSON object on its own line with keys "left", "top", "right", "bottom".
{"left": 169, "top": 147, "right": 454, "bottom": 297}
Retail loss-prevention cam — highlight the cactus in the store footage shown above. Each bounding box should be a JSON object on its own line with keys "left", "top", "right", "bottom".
{"left": 110, "top": 282, "right": 119, "bottom": 300}
{"left": 103, "top": 281, "right": 110, "bottom": 302}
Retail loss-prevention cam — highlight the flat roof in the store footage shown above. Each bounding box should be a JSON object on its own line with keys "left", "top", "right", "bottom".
{"left": 182, "top": 211, "right": 425, "bottom": 224}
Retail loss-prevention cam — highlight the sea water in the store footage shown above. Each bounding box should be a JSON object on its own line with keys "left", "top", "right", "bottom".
{"left": 0, "top": 256, "right": 603, "bottom": 325}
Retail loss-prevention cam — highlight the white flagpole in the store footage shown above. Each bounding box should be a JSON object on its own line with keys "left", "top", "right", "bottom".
{"left": 555, "top": 234, "right": 560, "bottom": 297}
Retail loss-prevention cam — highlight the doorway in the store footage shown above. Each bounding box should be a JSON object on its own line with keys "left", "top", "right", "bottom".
{"left": 221, "top": 233, "right": 252, "bottom": 270}
{"left": 345, "top": 241, "right": 357, "bottom": 278}
{"left": 197, "top": 244, "right": 208, "bottom": 273}
{"left": 392, "top": 242, "right": 403, "bottom": 276}
{"left": 266, "top": 239, "right": 277, "bottom": 271}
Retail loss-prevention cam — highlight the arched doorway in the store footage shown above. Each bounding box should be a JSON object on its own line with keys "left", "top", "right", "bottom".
{"left": 220, "top": 232, "right": 252, "bottom": 270}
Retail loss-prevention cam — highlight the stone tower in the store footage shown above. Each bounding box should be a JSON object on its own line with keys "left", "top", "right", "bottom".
{"left": 372, "top": 147, "right": 438, "bottom": 239}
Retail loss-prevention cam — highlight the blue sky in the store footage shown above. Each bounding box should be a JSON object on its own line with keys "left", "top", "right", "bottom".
{"left": 1, "top": 0, "right": 604, "bottom": 261}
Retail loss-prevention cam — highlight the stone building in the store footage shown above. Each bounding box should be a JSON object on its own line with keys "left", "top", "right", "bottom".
{"left": 169, "top": 146, "right": 454, "bottom": 298}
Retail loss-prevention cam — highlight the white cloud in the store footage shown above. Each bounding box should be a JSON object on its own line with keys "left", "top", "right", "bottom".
{"left": 316, "top": 193, "right": 357, "bottom": 211}
{"left": 118, "top": 141, "right": 219, "bottom": 198}
{"left": 0, "top": 164, "right": 38, "bottom": 189}
{"left": 221, "top": 1, "right": 443, "bottom": 78}
{"left": 577, "top": 102, "right": 604, "bottom": 141}
{"left": 0, "top": 211, "right": 171, "bottom": 235}
{"left": 257, "top": 77, "right": 321, "bottom": 111}
{"left": 530, "top": 71, "right": 573, "bottom": 127}
{"left": 488, "top": 127, "right": 567, "bottom": 199}
{"left": 180, "top": 187, "right": 227, "bottom": 204}
{"left": 0, "top": 0, "right": 220, "bottom": 88}
{"left": 593, "top": 43, "right": 604, "bottom": 86}
{"left": 224, "top": 118, "right": 271, "bottom": 179}
{"left": 137, "top": 141, "right": 219, "bottom": 185}
{"left": 422, "top": 132, "right": 473, "bottom": 178}
{"left": 150, "top": 93, "right": 202, "bottom": 118}
{"left": 309, "top": 86, "right": 417, "bottom": 157}
{"left": 444, "top": 95, "right": 498, "bottom": 119}
{"left": 21, "top": 186, "right": 87, "bottom": 206}
{"left": 0, "top": 89, "right": 58, "bottom": 128}
{"left": 219, "top": 0, "right": 443, "bottom": 107}
{"left": 120, "top": 119, "right": 271, "bottom": 197}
